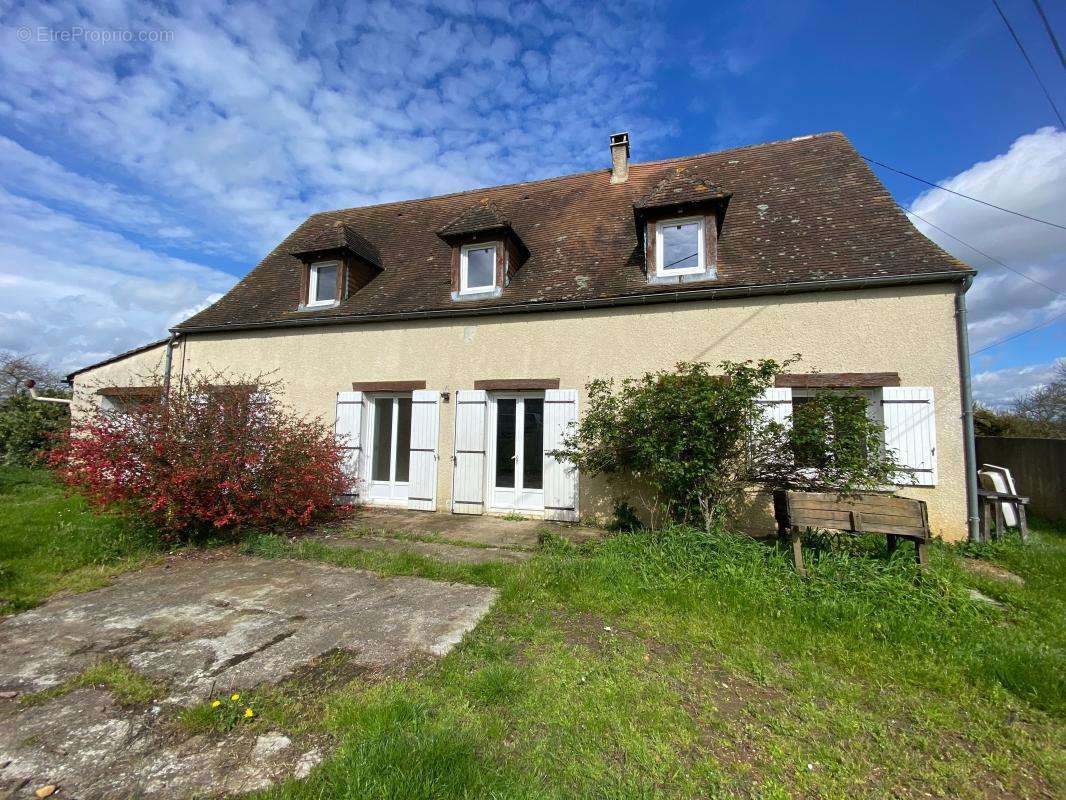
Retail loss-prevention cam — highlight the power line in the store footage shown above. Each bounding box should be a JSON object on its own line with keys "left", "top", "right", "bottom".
{"left": 992, "top": 0, "right": 1065, "bottom": 126}
{"left": 1030, "top": 0, "right": 1065, "bottom": 69}
{"left": 863, "top": 156, "right": 1066, "bottom": 231}
{"left": 971, "top": 309, "right": 1066, "bottom": 354}
{"left": 905, "top": 208, "right": 1065, "bottom": 297}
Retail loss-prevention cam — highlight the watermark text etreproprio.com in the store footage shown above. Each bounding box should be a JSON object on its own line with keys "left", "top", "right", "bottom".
{"left": 16, "top": 26, "right": 174, "bottom": 44}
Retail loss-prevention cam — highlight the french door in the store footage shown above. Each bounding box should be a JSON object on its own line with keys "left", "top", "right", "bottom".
{"left": 488, "top": 394, "right": 544, "bottom": 511}
{"left": 368, "top": 395, "right": 412, "bottom": 502}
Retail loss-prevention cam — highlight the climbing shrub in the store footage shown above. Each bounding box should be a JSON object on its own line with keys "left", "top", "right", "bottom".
{"left": 554, "top": 359, "right": 901, "bottom": 530}
{"left": 51, "top": 373, "right": 349, "bottom": 540}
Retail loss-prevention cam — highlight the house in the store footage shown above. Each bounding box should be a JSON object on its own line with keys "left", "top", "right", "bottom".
{"left": 67, "top": 132, "right": 976, "bottom": 539}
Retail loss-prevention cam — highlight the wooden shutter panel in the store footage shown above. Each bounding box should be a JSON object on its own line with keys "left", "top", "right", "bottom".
{"left": 335, "top": 391, "right": 366, "bottom": 498}
{"left": 543, "top": 389, "right": 579, "bottom": 522}
{"left": 451, "top": 389, "right": 488, "bottom": 514}
{"left": 407, "top": 390, "right": 440, "bottom": 511}
{"left": 757, "top": 387, "right": 792, "bottom": 426}
{"left": 882, "top": 387, "right": 937, "bottom": 486}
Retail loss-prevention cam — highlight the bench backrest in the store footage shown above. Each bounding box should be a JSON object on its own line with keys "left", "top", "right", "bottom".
{"left": 776, "top": 491, "right": 930, "bottom": 540}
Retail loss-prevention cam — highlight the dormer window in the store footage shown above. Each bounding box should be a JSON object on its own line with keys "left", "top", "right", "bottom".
{"left": 437, "top": 200, "right": 528, "bottom": 302}
{"left": 633, "top": 169, "right": 730, "bottom": 285}
{"left": 656, "top": 217, "right": 705, "bottom": 276}
{"left": 307, "top": 261, "right": 339, "bottom": 307}
{"left": 291, "top": 222, "right": 382, "bottom": 312}
{"left": 460, "top": 243, "right": 497, "bottom": 295}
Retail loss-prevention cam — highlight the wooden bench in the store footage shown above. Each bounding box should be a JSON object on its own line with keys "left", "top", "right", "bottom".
{"left": 773, "top": 490, "right": 931, "bottom": 575}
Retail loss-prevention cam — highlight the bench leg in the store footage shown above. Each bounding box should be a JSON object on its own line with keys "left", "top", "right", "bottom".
{"left": 790, "top": 527, "right": 807, "bottom": 577}
{"left": 980, "top": 499, "right": 992, "bottom": 542}
{"left": 915, "top": 539, "right": 929, "bottom": 570}
{"left": 886, "top": 534, "right": 899, "bottom": 556}
{"left": 994, "top": 501, "right": 1004, "bottom": 540}
{"left": 1017, "top": 503, "right": 1029, "bottom": 544}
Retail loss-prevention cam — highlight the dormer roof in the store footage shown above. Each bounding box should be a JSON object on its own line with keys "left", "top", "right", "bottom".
{"left": 437, "top": 198, "right": 529, "bottom": 260}
{"left": 291, "top": 221, "right": 382, "bottom": 269}
{"left": 633, "top": 168, "right": 731, "bottom": 210}
{"left": 436, "top": 199, "right": 511, "bottom": 239}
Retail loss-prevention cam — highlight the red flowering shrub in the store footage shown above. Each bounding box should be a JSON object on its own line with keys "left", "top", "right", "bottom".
{"left": 51, "top": 373, "right": 351, "bottom": 540}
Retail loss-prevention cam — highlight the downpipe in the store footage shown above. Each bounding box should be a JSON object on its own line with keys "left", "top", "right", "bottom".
{"left": 161, "top": 331, "right": 178, "bottom": 404}
{"left": 956, "top": 277, "right": 980, "bottom": 542}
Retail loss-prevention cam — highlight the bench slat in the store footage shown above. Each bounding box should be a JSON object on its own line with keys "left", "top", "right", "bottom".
{"left": 789, "top": 493, "right": 923, "bottom": 514}
{"left": 787, "top": 509, "right": 928, "bottom": 538}
{"left": 788, "top": 496, "right": 924, "bottom": 519}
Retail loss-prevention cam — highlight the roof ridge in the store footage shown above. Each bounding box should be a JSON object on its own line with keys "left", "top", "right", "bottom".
{"left": 313, "top": 131, "right": 845, "bottom": 218}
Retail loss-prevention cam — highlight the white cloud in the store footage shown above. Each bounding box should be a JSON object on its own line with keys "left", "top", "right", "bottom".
{"left": 0, "top": 0, "right": 670, "bottom": 372}
{"left": 972, "top": 357, "right": 1064, "bottom": 409}
{"left": 908, "top": 127, "right": 1066, "bottom": 352}
{"left": 0, "top": 189, "right": 235, "bottom": 373}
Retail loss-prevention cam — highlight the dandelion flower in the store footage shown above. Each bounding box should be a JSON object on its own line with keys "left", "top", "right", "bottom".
{"left": 244, "top": 708, "right": 254, "bottom": 718}
{"left": 211, "top": 700, "right": 221, "bottom": 708}
{"left": 231, "top": 693, "right": 240, "bottom": 701}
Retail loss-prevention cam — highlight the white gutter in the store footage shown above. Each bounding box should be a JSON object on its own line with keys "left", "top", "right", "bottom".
{"left": 24, "top": 380, "right": 72, "bottom": 405}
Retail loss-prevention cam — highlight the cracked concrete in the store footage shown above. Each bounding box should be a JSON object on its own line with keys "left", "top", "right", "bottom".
{"left": 0, "top": 555, "right": 498, "bottom": 798}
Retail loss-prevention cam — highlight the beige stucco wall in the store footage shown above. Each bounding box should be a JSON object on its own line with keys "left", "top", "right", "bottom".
{"left": 70, "top": 343, "right": 169, "bottom": 416}
{"left": 72, "top": 284, "right": 969, "bottom": 540}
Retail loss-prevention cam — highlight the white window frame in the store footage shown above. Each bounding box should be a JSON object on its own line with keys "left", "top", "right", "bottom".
{"left": 460, "top": 243, "right": 498, "bottom": 295}
{"left": 655, "top": 217, "right": 706, "bottom": 277}
{"left": 306, "top": 260, "right": 340, "bottom": 307}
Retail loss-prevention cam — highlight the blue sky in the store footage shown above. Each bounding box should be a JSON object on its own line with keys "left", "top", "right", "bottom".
{"left": 0, "top": 0, "right": 1063, "bottom": 405}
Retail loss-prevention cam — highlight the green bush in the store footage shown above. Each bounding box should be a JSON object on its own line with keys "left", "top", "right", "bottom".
{"left": 0, "top": 393, "right": 69, "bottom": 465}
{"left": 555, "top": 360, "right": 901, "bottom": 529}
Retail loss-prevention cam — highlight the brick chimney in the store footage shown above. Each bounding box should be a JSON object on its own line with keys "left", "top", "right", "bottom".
{"left": 610, "top": 132, "right": 630, "bottom": 184}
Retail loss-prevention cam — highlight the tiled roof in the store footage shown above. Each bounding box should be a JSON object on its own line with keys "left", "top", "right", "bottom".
{"left": 177, "top": 132, "right": 970, "bottom": 332}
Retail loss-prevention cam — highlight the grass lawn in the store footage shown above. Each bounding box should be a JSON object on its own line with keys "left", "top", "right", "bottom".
{"left": 238, "top": 520, "right": 1066, "bottom": 799}
{"left": 0, "top": 466, "right": 161, "bottom": 615}
{"left": 2, "top": 466, "right": 1062, "bottom": 797}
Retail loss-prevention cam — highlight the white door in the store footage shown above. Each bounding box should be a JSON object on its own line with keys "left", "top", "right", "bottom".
{"left": 488, "top": 393, "right": 545, "bottom": 511}
{"left": 367, "top": 394, "right": 413, "bottom": 502}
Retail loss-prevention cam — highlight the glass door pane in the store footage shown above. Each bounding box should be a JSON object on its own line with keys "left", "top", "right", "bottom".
{"left": 495, "top": 398, "right": 516, "bottom": 488}
{"left": 522, "top": 398, "right": 543, "bottom": 490}
{"left": 394, "top": 397, "right": 412, "bottom": 482}
{"left": 371, "top": 398, "right": 393, "bottom": 482}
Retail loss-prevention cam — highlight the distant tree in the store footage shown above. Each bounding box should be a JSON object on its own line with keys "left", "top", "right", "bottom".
{"left": 0, "top": 392, "right": 69, "bottom": 465}
{"left": 974, "top": 363, "right": 1066, "bottom": 439}
{"left": 1010, "top": 362, "right": 1065, "bottom": 436}
{"left": 0, "top": 351, "right": 65, "bottom": 399}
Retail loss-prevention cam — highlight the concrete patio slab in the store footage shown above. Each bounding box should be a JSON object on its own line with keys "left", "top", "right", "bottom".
{"left": 0, "top": 554, "right": 498, "bottom": 799}
{"left": 341, "top": 507, "right": 603, "bottom": 549}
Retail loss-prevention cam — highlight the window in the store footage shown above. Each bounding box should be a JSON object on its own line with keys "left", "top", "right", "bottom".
{"left": 655, "top": 217, "right": 705, "bottom": 276}
{"left": 790, "top": 391, "right": 876, "bottom": 470}
{"left": 460, "top": 243, "right": 497, "bottom": 294}
{"left": 307, "top": 261, "right": 339, "bottom": 307}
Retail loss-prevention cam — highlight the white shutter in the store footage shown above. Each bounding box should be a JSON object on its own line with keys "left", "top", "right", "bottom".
{"left": 543, "top": 389, "right": 579, "bottom": 522}
{"left": 882, "top": 387, "right": 937, "bottom": 486}
{"left": 407, "top": 390, "right": 440, "bottom": 511}
{"left": 757, "top": 387, "right": 792, "bottom": 426}
{"left": 451, "top": 389, "right": 488, "bottom": 514}
{"left": 335, "top": 391, "right": 366, "bottom": 498}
